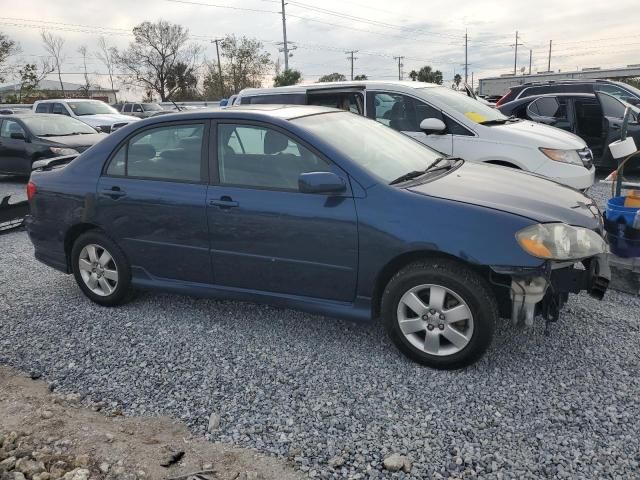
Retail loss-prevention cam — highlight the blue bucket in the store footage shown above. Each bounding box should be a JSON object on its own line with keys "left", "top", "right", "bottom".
{"left": 606, "top": 196, "right": 639, "bottom": 225}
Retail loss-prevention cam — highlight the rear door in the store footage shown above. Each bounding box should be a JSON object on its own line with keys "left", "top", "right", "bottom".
{"left": 96, "top": 121, "right": 212, "bottom": 284}
{"left": 206, "top": 120, "right": 359, "bottom": 301}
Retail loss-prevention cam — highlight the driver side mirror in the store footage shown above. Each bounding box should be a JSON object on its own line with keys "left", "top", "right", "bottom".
{"left": 419, "top": 118, "right": 446, "bottom": 135}
{"left": 10, "top": 132, "right": 26, "bottom": 141}
{"left": 94, "top": 126, "right": 102, "bottom": 133}
{"left": 298, "top": 172, "right": 346, "bottom": 194}
{"left": 621, "top": 96, "right": 640, "bottom": 107}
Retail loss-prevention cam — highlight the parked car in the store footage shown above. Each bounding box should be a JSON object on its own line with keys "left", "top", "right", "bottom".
{"left": 0, "top": 113, "right": 106, "bottom": 176}
{"left": 498, "top": 92, "right": 640, "bottom": 171}
{"left": 495, "top": 79, "right": 640, "bottom": 107}
{"left": 33, "top": 99, "right": 139, "bottom": 133}
{"left": 112, "top": 102, "right": 170, "bottom": 119}
{"left": 26, "top": 105, "right": 610, "bottom": 369}
{"left": 234, "top": 81, "right": 595, "bottom": 190}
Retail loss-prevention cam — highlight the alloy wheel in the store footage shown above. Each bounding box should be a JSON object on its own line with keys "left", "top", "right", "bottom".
{"left": 396, "top": 284, "right": 474, "bottom": 356}
{"left": 78, "top": 243, "right": 119, "bottom": 297}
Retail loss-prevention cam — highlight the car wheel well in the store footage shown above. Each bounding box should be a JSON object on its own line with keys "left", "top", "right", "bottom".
{"left": 372, "top": 251, "right": 489, "bottom": 318}
{"left": 485, "top": 160, "right": 521, "bottom": 169}
{"left": 64, "top": 223, "right": 100, "bottom": 266}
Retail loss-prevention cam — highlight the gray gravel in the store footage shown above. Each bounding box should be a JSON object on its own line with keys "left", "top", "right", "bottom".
{"left": 1, "top": 176, "right": 640, "bottom": 479}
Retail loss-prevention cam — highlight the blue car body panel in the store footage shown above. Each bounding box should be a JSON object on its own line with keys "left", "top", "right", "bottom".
{"left": 25, "top": 106, "right": 603, "bottom": 322}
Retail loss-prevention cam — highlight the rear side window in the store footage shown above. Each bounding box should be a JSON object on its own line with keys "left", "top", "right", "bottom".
{"left": 240, "top": 94, "right": 306, "bottom": 105}
{"left": 106, "top": 123, "right": 204, "bottom": 182}
{"left": 35, "top": 103, "right": 52, "bottom": 113}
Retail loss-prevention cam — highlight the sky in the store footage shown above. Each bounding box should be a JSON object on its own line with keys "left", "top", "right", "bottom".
{"left": 2, "top": 0, "right": 640, "bottom": 100}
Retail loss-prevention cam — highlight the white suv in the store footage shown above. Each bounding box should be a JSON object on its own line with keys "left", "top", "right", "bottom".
{"left": 235, "top": 81, "right": 595, "bottom": 190}
{"left": 33, "top": 99, "right": 139, "bottom": 133}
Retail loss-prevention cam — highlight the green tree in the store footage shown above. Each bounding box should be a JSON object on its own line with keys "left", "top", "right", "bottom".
{"left": 0, "top": 32, "right": 19, "bottom": 82}
{"left": 409, "top": 70, "right": 418, "bottom": 81}
{"left": 416, "top": 65, "right": 443, "bottom": 85}
{"left": 274, "top": 69, "right": 301, "bottom": 87}
{"left": 116, "top": 21, "right": 201, "bottom": 101}
{"left": 453, "top": 73, "right": 462, "bottom": 89}
{"left": 16, "top": 62, "right": 53, "bottom": 102}
{"left": 203, "top": 35, "right": 271, "bottom": 98}
{"left": 354, "top": 74, "right": 367, "bottom": 80}
{"left": 318, "top": 72, "right": 346, "bottom": 82}
{"left": 167, "top": 61, "right": 200, "bottom": 100}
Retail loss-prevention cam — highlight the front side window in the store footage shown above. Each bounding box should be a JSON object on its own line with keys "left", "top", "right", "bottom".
{"left": 134, "top": 104, "right": 143, "bottom": 113}
{"left": 0, "top": 120, "right": 26, "bottom": 138}
{"left": 106, "top": 124, "right": 204, "bottom": 182}
{"left": 218, "top": 124, "right": 330, "bottom": 190}
{"left": 52, "top": 103, "right": 69, "bottom": 115}
{"left": 123, "top": 104, "right": 132, "bottom": 113}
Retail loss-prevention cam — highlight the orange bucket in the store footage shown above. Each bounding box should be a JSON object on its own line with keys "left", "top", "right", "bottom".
{"left": 624, "top": 190, "right": 640, "bottom": 208}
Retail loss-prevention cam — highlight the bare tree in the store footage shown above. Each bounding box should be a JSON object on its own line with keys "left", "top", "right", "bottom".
{"left": 41, "top": 31, "right": 66, "bottom": 96}
{"left": 116, "top": 21, "right": 201, "bottom": 101}
{"left": 95, "top": 36, "right": 118, "bottom": 103}
{"left": 78, "top": 45, "right": 92, "bottom": 96}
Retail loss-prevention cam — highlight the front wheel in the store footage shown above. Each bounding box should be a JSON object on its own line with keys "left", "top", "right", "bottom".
{"left": 381, "top": 259, "right": 497, "bottom": 369}
{"left": 71, "top": 231, "right": 131, "bottom": 306}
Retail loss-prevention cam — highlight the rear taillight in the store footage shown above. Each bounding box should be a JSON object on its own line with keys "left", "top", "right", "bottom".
{"left": 27, "top": 181, "right": 37, "bottom": 201}
{"left": 495, "top": 94, "right": 509, "bottom": 107}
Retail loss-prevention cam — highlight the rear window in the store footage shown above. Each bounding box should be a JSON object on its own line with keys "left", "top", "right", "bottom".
{"left": 240, "top": 94, "right": 306, "bottom": 105}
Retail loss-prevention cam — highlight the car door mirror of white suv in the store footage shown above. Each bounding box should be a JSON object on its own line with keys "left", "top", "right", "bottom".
{"left": 419, "top": 118, "right": 446, "bottom": 135}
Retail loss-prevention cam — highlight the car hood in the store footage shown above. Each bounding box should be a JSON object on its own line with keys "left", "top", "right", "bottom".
{"left": 408, "top": 162, "right": 602, "bottom": 228}
{"left": 78, "top": 114, "right": 139, "bottom": 125}
{"left": 492, "top": 119, "right": 586, "bottom": 149}
{"left": 40, "top": 133, "right": 108, "bottom": 151}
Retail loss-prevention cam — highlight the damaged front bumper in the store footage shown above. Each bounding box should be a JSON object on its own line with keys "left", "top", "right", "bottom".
{"left": 491, "top": 254, "right": 610, "bottom": 326}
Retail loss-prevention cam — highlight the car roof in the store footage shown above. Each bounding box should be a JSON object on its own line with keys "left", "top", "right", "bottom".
{"left": 35, "top": 98, "right": 105, "bottom": 103}
{"left": 238, "top": 80, "right": 441, "bottom": 96}
{"left": 500, "top": 92, "right": 597, "bottom": 108}
{"left": 140, "top": 104, "right": 343, "bottom": 124}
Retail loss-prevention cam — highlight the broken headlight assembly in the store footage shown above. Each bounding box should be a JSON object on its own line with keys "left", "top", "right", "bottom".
{"left": 516, "top": 223, "right": 607, "bottom": 261}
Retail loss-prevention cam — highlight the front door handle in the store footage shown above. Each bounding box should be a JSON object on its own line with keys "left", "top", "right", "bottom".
{"left": 209, "top": 196, "right": 239, "bottom": 209}
{"left": 100, "top": 186, "right": 126, "bottom": 199}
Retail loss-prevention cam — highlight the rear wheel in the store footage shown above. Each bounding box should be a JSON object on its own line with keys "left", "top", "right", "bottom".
{"left": 71, "top": 231, "right": 131, "bottom": 306}
{"left": 381, "top": 259, "right": 497, "bottom": 369}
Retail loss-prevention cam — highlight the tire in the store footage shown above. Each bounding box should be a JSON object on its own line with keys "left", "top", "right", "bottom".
{"left": 381, "top": 259, "right": 497, "bottom": 370}
{"left": 71, "top": 230, "right": 131, "bottom": 307}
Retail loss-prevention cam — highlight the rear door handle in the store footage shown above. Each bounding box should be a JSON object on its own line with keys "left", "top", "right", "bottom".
{"left": 100, "top": 186, "right": 126, "bottom": 199}
{"left": 209, "top": 197, "right": 238, "bottom": 209}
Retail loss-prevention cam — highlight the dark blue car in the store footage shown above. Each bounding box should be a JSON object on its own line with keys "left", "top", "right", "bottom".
{"left": 25, "top": 105, "right": 610, "bottom": 369}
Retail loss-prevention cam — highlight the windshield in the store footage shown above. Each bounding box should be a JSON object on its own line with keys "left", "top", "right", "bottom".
{"left": 294, "top": 112, "right": 443, "bottom": 183}
{"left": 420, "top": 86, "right": 508, "bottom": 124}
{"left": 21, "top": 115, "right": 97, "bottom": 136}
{"left": 67, "top": 101, "right": 118, "bottom": 116}
{"left": 142, "top": 103, "right": 162, "bottom": 111}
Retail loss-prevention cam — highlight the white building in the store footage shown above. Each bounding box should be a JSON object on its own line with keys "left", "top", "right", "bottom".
{"left": 0, "top": 79, "right": 119, "bottom": 104}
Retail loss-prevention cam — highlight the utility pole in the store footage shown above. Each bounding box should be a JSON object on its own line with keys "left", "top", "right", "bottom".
{"left": 464, "top": 30, "right": 468, "bottom": 84}
{"left": 529, "top": 49, "right": 532, "bottom": 75}
{"left": 280, "top": 0, "right": 289, "bottom": 71}
{"left": 346, "top": 50, "right": 358, "bottom": 80}
{"left": 471, "top": 72, "right": 474, "bottom": 91}
{"left": 513, "top": 30, "right": 519, "bottom": 75}
{"left": 393, "top": 56, "right": 404, "bottom": 80}
{"left": 210, "top": 39, "right": 224, "bottom": 96}
{"left": 548, "top": 40, "right": 552, "bottom": 72}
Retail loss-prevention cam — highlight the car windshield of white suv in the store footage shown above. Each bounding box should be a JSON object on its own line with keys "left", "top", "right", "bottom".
{"left": 22, "top": 115, "right": 97, "bottom": 136}
{"left": 420, "top": 87, "right": 511, "bottom": 125}
{"left": 67, "top": 101, "right": 118, "bottom": 116}
{"left": 294, "top": 111, "right": 446, "bottom": 184}
{"left": 142, "top": 103, "right": 163, "bottom": 111}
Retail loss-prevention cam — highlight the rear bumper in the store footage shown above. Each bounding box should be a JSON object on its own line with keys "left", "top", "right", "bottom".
{"left": 25, "top": 215, "right": 70, "bottom": 274}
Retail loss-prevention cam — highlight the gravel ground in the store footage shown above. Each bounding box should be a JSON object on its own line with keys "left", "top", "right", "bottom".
{"left": 1, "top": 176, "right": 639, "bottom": 479}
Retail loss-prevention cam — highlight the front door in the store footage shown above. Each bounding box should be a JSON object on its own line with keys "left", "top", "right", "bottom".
{"left": 0, "top": 119, "right": 30, "bottom": 175}
{"left": 96, "top": 121, "right": 212, "bottom": 284}
{"left": 367, "top": 91, "right": 453, "bottom": 155}
{"left": 207, "top": 121, "right": 359, "bottom": 302}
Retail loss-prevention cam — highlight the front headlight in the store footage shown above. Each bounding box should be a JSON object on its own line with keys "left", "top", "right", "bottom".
{"left": 516, "top": 223, "right": 607, "bottom": 260}
{"left": 539, "top": 148, "right": 583, "bottom": 166}
{"left": 49, "top": 147, "right": 79, "bottom": 156}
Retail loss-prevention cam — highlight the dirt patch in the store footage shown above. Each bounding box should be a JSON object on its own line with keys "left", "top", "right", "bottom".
{"left": 0, "top": 366, "right": 303, "bottom": 480}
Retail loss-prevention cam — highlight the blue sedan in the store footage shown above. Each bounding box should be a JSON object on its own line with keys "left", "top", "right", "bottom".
{"left": 25, "top": 105, "right": 609, "bottom": 369}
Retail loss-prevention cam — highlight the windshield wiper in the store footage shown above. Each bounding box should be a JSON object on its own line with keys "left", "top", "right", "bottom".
{"left": 479, "top": 118, "right": 508, "bottom": 126}
{"left": 389, "top": 170, "right": 429, "bottom": 185}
